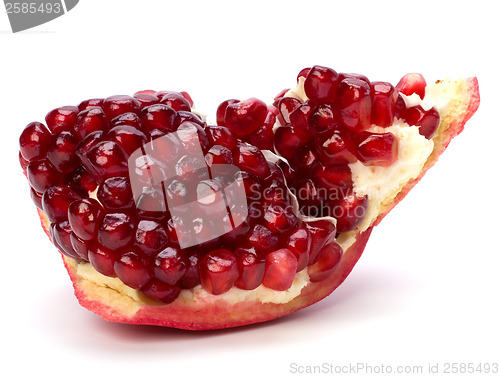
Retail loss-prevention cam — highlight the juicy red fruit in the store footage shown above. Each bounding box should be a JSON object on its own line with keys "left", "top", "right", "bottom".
{"left": 19, "top": 122, "right": 51, "bottom": 161}
{"left": 337, "top": 77, "right": 372, "bottom": 131}
{"left": 223, "top": 98, "right": 268, "bottom": 137}
{"left": 355, "top": 132, "right": 398, "bottom": 166}
{"left": 304, "top": 65, "right": 340, "bottom": 103}
{"left": 396, "top": 73, "right": 426, "bottom": 100}
{"left": 199, "top": 249, "right": 239, "bottom": 295}
{"left": 403, "top": 105, "right": 440, "bottom": 139}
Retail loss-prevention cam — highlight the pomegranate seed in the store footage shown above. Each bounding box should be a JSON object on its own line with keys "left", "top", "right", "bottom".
{"left": 273, "top": 88, "right": 290, "bottom": 101}
{"left": 176, "top": 121, "right": 210, "bottom": 153}
{"left": 234, "top": 246, "right": 265, "bottom": 290}
{"left": 403, "top": 105, "right": 440, "bottom": 139}
{"left": 140, "top": 104, "right": 179, "bottom": 133}
{"left": 337, "top": 77, "right": 372, "bottom": 131}
{"left": 78, "top": 98, "right": 104, "bottom": 111}
{"left": 111, "top": 112, "right": 142, "bottom": 129}
{"left": 396, "top": 73, "right": 426, "bottom": 100}
{"left": 180, "top": 252, "right": 202, "bottom": 288}
{"left": 313, "top": 163, "right": 353, "bottom": 192}
{"left": 159, "top": 92, "right": 191, "bottom": 112}
{"left": 286, "top": 225, "right": 311, "bottom": 271}
{"left": 178, "top": 111, "right": 204, "bottom": 127}
{"left": 199, "top": 249, "right": 239, "bottom": 295}
{"left": 42, "top": 185, "right": 81, "bottom": 222}
{"left": 290, "top": 145, "right": 317, "bottom": 172}
{"left": 66, "top": 166, "right": 98, "bottom": 195}
{"left": 19, "top": 122, "right": 51, "bottom": 161}
{"left": 83, "top": 141, "right": 129, "bottom": 180}
{"left": 74, "top": 107, "right": 108, "bottom": 139}
{"left": 114, "top": 252, "right": 152, "bottom": 290}
{"left": 106, "top": 125, "right": 147, "bottom": 155}
{"left": 68, "top": 198, "right": 103, "bottom": 241}
{"left": 297, "top": 67, "right": 311, "bottom": 81}
{"left": 87, "top": 242, "right": 119, "bottom": 277}
{"left": 329, "top": 193, "right": 368, "bottom": 233}
{"left": 51, "top": 221, "right": 81, "bottom": 260}
{"left": 276, "top": 97, "right": 302, "bottom": 125}
{"left": 247, "top": 224, "right": 279, "bottom": 251}
{"left": 45, "top": 106, "right": 79, "bottom": 133}
{"left": 140, "top": 279, "right": 181, "bottom": 303}
{"left": 304, "top": 219, "right": 336, "bottom": 264}
{"left": 216, "top": 99, "right": 240, "bottom": 128}
{"left": 274, "top": 126, "right": 309, "bottom": 160}
{"left": 19, "top": 152, "right": 30, "bottom": 171}
{"left": 262, "top": 249, "right": 298, "bottom": 291}
{"left": 371, "top": 81, "right": 398, "bottom": 128}
{"left": 135, "top": 187, "right": 168, "bottom": 220}
{"left": 394, "top": 94, "right": 406, "bottom": 119}
{"left": 289, "top": 103, "right": 312, "bottom": 134}
{"left": 75, "top": 130, "right": 104, "bottom": 163}
{"left": 205, "top": 125, "right": 238, "bottom": 150}
{"left": 262, "top": 180, "right": 289, "bottom": 206}
{"left": 224, "top": 98, "right": 268, "bottom": 137}
{"left": 135, "top": 220, "right": 169, "bottom": 256}
{"left": 27, "top": 159, "right": 63, "bottom": 193}
{"left": 355, "top": 132, "right": 398, "bottom": 166}
{"left": 248, "top": 108, "right": 276, "bottom": 150}
{"left": 97, "top": 212, "right": 136, "bottom": 251}
{"left": 309, "top": 104, "right": 338, "bottom": 135}
{"left": 233, "top": 143, "right": 271, "bottom": 179}
{"left": 102, "top": 95, "right": 140, "bottom": 120}
{"left": 46, "top": 131, "right": 79, "bottom": 173}
{"left": 263, "top": 204, "right": 298, "bottom": 233}
{"left": 235, "top": 170, "right": 262, "bottom": 201}
{"left": 180, "top": 91, "right": 194, "bottom": 107}
{"left": 133, "top": 93, "right": 160, "bottom": 109}
{"left": 307, "top": 242, "right": 343, "bottom": 282}
{"left": 317, "top": 128, "right": 357, "bottom": 163}
{"left": 97, "top": 177, "right": 134, "bottom": 210}
{"left": 304, "top": 65, "right": 340, "bottom": 103}
{"left": 154, "top": 246, "right": 187, "bottom": 285}
{"left": 70, "top": 232, "right": 90, "bottom": 261}
{"left": 30, "top": 187, "right": 43, "bottom": 209}
{"left": 292, "top": 179, "right": 325, "bottom": 213}
{"left": 339, "top": 72, "right": 370, "bottom": 84}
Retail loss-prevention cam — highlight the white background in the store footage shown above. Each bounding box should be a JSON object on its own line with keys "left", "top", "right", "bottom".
{"left": 1, "top": 1, "right": 498, "bottom": 376}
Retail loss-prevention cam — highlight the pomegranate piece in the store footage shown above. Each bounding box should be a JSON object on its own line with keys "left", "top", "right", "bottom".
{"left": 19, "top": 122, "right": 51, "bottom": 161}
{"left": 355, "top": 132, "right": 399, "bottom": 166}
{"left": 262, "top": 249, "right": 298, "bottom": 291}
{"left": 396, "top": 73, "right": 426, "bottom": 99}
{"left": 304, "top": 65, "right": 340, "bottom": 103}
{"left": 199, "top": 249, "right": 239, "bottom": 295}
{"left": 307, "top": 242, "right": 343, "bottom": 282}
{"left": 337, "top": 77, "right": 372, "bottom": 131}
{"left": 403, "top": 105, "right": 440, "bottom": 139}
{"left": 223, "top": 98, "right": 268, "bottom": 137}
{"left": 45, "top": 106, "right": 79, "bottom": 133}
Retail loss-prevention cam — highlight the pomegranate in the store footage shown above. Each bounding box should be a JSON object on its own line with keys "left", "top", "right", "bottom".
{"left": 19, "top": 66, "right": 479, "bottom": 330}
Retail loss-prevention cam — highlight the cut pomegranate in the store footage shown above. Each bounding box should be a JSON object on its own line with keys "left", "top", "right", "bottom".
{"left": 20, "top": 71, "right": 479, "bottom": 330}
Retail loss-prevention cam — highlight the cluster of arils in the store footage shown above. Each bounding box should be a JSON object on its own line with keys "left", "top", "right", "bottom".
{"left": 216, "top": 66, "right": 440, "bottom": 233}
{"left": 19, "top": 89, "right": 344, "bottom": 303}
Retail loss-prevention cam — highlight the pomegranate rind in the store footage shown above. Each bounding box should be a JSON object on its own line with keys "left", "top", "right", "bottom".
{"left": 33, "top": 77, "right": 479, "bottom": 330}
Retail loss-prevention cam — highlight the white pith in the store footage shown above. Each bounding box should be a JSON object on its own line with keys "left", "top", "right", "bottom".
{"left": 68, "top": 76, "right": 458, "bottom": 312}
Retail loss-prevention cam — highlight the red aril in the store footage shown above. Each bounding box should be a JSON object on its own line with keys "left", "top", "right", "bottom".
{"left": 355, "top": 132, "right": 399, "bottom": 166}
{"left": 403, "top": 105, "right": 440, "bottom": 139}
{"left": 224, "top": 98, "right": 268, "bottom": 137}
{"left": 199, "top": 249, "right": 239, "bottom": 295}
{"left": 396, "top": 73, "right": 426, "bottom": 99}
{"left": 262, "top": 249, "right": 298, "bottom": 291}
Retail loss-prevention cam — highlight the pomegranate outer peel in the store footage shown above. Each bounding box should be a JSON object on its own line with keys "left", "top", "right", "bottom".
{"left": 34, "top": 77, "right": 479, "bottom": 330}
